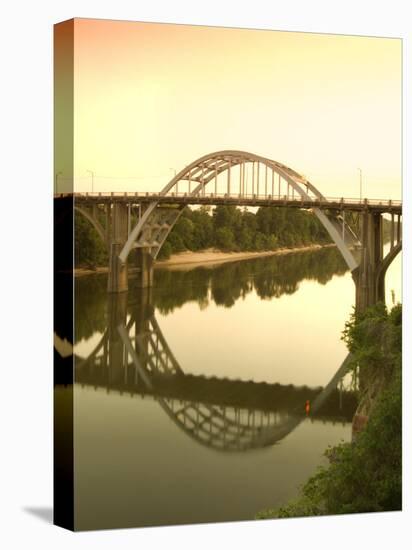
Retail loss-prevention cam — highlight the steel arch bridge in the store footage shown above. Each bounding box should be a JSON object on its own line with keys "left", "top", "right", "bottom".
{"left": 70, "top": 150, "right": 402, "bottom": 308}
{"left": 118, "top": 150, "right": 361, "bottom": 269}
{"left": 73, "top": 293, "right": 356, "bottom": 453}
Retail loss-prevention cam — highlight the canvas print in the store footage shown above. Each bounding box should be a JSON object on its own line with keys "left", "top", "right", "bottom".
{"left": 54, "top": 18, "right": 402, "bottom": 531}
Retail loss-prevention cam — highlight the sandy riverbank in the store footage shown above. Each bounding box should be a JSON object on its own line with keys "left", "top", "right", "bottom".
{"left": 155, "top": 244, "right": 335, "bottom": 270}
{"left": 74, "top": 244, "right": 336, "bottom": 277}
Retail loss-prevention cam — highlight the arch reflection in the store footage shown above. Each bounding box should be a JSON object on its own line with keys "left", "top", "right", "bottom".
{"left": 73, "top": 289, "right": 357, "bottom": 453}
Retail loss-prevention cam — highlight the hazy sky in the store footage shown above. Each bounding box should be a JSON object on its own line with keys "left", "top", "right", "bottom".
{"left": 69, "top": 19, "right": 401, "bottom": 199}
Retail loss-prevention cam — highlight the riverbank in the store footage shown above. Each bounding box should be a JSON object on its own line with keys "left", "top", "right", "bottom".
{"left": 74, "top": 243, "right": 336, "bottom": 277}
{"left": 155, "top": 244, "right": 335, "bottom": 270}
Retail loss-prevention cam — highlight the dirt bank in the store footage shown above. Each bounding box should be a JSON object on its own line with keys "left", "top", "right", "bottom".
{"left": 155, "top": 244, "right": 336, "bottom": 271}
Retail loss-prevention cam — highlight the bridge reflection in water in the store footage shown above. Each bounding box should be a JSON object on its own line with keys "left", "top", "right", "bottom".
{"left": 73, "top": 288, "right": 358, "bottom": 453}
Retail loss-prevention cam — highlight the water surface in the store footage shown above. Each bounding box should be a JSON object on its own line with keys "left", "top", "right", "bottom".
{"left": 68, "top": 245, "right": 401, "bottom": 530}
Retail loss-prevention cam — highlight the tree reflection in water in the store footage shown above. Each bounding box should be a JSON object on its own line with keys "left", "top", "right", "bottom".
{"left": 73, "top": 246, "right": 348, "bottom": 344}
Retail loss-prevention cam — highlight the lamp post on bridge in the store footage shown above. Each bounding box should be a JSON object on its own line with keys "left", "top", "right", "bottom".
{"left": 86, "top": 170, "right": 95, "bottom": 193}
{"left": 357, "top": 168, "right": 362, "bottom": 201}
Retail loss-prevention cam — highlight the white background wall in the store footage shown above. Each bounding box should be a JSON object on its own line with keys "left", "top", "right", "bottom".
{"left": 0, "top": 1, "right": 410, "bottom": 549}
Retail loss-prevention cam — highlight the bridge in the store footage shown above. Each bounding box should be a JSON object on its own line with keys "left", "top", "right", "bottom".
{"left": 55, "top": 150, "right": 402, "bottom": 311}
{"left": 54, "top": 290, "right": 358, "bottom": 452}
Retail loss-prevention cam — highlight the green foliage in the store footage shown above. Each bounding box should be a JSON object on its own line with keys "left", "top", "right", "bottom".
{"left": 213, "top": 205, "right": 242, "bottom": 231}
{"left": 74, "top": 211, "right": 108, "bottom": 267}
{"left": 266, "top": 234, "right": 278, "bottom": 250}
{"left": 157, "top": 241, "right": 172, "bottom": 260}
{"left": 253, "top": 232, "right": 266, "bottom": 251}
{"left": 191, "top": 207, "right": 214, "bottom": 249}
{"left": 256, "top": 304, "right": 402, "bottom": 519}
{"left": 165, "top": 205, "right": 331, "bottom": 256}
{"left": 173, "top": 216, "right": 195, "bottom": 249}
{"left": 166, "top": 232, "right": 186, "bottom": 253}
{"left": 342, "top": 302, "right": 402, "bottom": 382}
{"left": 215, "top": 227, "right": 236, "bottom": 251}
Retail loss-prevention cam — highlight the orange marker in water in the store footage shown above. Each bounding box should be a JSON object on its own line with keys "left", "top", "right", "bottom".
{"left": 305, "top": 400, "right": 311, "bottom": 416}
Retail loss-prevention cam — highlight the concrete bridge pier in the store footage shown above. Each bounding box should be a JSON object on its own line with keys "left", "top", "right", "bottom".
{"left": 108, "top": 203, "right": 129, "bottom": 293}
{"left": 136, "top": 248, "right": 154, "bottom": 288}
{"left": 353, "top": 212, "right": 385, "bottom": 313}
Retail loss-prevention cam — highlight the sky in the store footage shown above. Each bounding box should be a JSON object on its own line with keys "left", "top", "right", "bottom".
{"left": 57, "top": 18, "right": 402, "bottom": 199}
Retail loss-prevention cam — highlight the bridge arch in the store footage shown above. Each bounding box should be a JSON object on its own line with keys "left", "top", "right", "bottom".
{"left": 119, "top": 150, "right": 360, "bottom": 270}
{"left": 74, "top": 205, "right": 107, "bottom": 246}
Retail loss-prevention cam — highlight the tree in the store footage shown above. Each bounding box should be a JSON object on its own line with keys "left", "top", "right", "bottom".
{"left": 266, "top": 234, "right": 278, "bottom": 250}
{"left": 167, "top": 232, "right": 186, "bottom": 253}
{"left": 215, "top": 227, "right": 236, "bottom": 251}
{"left": 254, "top": 232, "right": 267, "bottom": 251}
{"left": 213, "top": 205, "right": 241, "bottom": 231}
{"left": 74, "top": 211, "right": 108, "bottom": 267}
{"left": 191, "top": 208, "right": 214, "bottom": 249}
{"left": 157, "top": 241, "right": 172, "bottom": 260}
{"left": 237, "top": 226, "right": 254, "bottom": 251}
{"left": 174, "top": 216, "right": 195, "bottom": 249}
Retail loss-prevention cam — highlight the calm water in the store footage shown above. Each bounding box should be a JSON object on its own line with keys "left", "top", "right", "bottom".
{"left": 66, "top": 245, "right": 401, "bottom": 530}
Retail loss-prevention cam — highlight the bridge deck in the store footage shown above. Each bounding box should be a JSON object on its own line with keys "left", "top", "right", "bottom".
{"left": 60, "top": 192, "right": 402, "bottom": 214}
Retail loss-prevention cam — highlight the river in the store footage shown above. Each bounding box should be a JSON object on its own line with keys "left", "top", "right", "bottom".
{"left": 65, "top": 244, "right": 401, "bottom": 530}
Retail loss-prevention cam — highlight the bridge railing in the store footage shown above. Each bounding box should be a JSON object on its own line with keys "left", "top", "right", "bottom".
{"left": 66, "top": 191, "right": 402, "bottom": 208}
